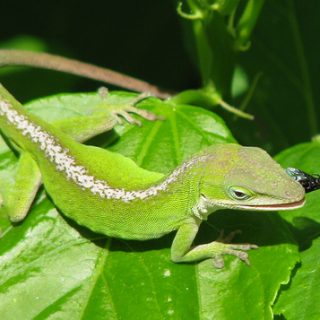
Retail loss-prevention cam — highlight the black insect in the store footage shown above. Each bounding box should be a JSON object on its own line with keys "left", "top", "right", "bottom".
{"left": 286, "top": 167, "right": 320, "bottom": 193}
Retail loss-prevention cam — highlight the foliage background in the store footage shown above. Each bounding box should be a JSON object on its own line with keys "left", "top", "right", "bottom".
{"left": 1, "top": 1, "right": 319, "bottom": 151}
{"left": 0, "top": 0, "right": 319, "bottom": 319}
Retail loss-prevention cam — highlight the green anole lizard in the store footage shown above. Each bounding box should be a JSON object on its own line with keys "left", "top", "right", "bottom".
{"left": 0, "top": 84, "right": 305, "bottom": 266}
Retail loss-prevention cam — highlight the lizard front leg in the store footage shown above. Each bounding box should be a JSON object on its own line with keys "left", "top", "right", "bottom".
{"left": 53, "top": 90, "right": 161, "bottom": 143}
{"left": 171, "top": 218, "right": 257, "bottom": 268}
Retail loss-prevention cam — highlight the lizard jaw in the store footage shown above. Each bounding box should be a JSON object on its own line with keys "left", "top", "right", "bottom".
{"left": 200, "top": 195, "right": 305, "bottom": 212}
{"left": 237, "top": 198, "right": 305, "bottom": 211}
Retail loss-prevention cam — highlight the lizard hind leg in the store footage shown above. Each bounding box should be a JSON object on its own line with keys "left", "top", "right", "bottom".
{"left": 5, "top": 152, "right": 41, "bottom": 223}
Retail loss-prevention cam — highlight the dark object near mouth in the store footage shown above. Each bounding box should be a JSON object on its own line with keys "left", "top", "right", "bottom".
{"left": 286, "top": 167, "right": 320, "bottom": 193}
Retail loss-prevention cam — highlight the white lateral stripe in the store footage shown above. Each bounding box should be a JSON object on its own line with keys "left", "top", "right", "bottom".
{"left": 0, "top": 100, "right": 209, "bottom": 202}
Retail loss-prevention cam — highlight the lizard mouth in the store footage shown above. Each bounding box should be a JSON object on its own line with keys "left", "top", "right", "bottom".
{"left": 237, "top": 198, "right": 305, "bottom": 211}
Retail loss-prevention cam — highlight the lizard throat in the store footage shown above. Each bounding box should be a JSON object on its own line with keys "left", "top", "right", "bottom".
{"left": 0, "top": 100, "right": 209, "bottom": 202}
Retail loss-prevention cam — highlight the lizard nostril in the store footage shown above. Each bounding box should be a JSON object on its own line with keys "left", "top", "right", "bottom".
{"left": 284, "top": 190, "right": 291, "bottom": 197}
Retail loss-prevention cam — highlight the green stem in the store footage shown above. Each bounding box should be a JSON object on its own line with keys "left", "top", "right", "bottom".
{"left": 219, "top": 99, "right": 254, "bottom": 120}
{"left": 177, "top": 1, "right": 203, "bottom": 20}
{"left": 185, "top": 0, "right": 213, "bottom": 86}
{"left": 233, "top": 72, "right": 262, "bottom": 120}
{"left": 170, "top": 88, "right": 254, "bottom": 120}
{"left": 235, "top": 0, "right": 265, "bottom": 50}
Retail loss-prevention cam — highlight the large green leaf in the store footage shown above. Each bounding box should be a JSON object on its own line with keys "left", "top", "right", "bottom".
{"left": 0, "top": 91, "right": 302, "bottom": 319}
{"left": 273, "top": 140, "right": 320, "bottom": 319}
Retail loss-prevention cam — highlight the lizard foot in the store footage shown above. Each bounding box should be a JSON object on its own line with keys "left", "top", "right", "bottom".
{"left": 211, "top": 230, "right": 258, "bottom": 268}
{"left": 98, "top": 87, "right": 162, "bottom": 126}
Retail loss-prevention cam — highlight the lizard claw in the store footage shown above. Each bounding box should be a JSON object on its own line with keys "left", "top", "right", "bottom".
{"left": 116, "top": 110, "right": 142, "bottom": 126}
{"left": 213, "top": 255, "right": 225, "bottom": 268}
{"left": 127, "top": 106, "right": 160, "bottom": 121}
{"left": 224, "top": 248, "right": 251, "bottom": 265}
{"left": 127, "top": 92, "right": 164, "bottom": 121}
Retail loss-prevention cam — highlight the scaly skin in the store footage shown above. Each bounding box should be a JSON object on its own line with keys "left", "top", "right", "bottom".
{"left": 0, "top": 84, "right": 305, "bottom": 266}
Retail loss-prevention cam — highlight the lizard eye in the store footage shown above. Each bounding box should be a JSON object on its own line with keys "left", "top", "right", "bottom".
{"left": 228, "top": 186, "right": 252, "bottom": 201}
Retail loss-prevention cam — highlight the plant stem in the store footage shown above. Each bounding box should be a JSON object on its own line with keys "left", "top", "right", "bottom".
{"left": 287, "top": 1, "right": 317, "bottom": 135}
{"left": 0, "top": 50, "right": 171, "bottom": 99}
{"left": 235, "top": 0, "right": 265, "bottom": 50}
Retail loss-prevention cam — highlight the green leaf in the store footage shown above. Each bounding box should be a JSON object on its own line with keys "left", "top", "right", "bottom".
{"left": 0, "top": 202, "right": 103, "bottom": 320}
{"left": 274, "top": 237, "right": 320, "bottom": 320}
{"left": 273, "top": 140, "right": 320, "bottom": 319}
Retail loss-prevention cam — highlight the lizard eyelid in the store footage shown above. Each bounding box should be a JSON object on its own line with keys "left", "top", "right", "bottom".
{"left": 228, "top": 186, "right": 252, "bottom": 200}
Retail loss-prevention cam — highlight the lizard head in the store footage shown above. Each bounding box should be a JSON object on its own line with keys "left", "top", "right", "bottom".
{"left": 197, "top": 144, "right": 305, "bottom": 213}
